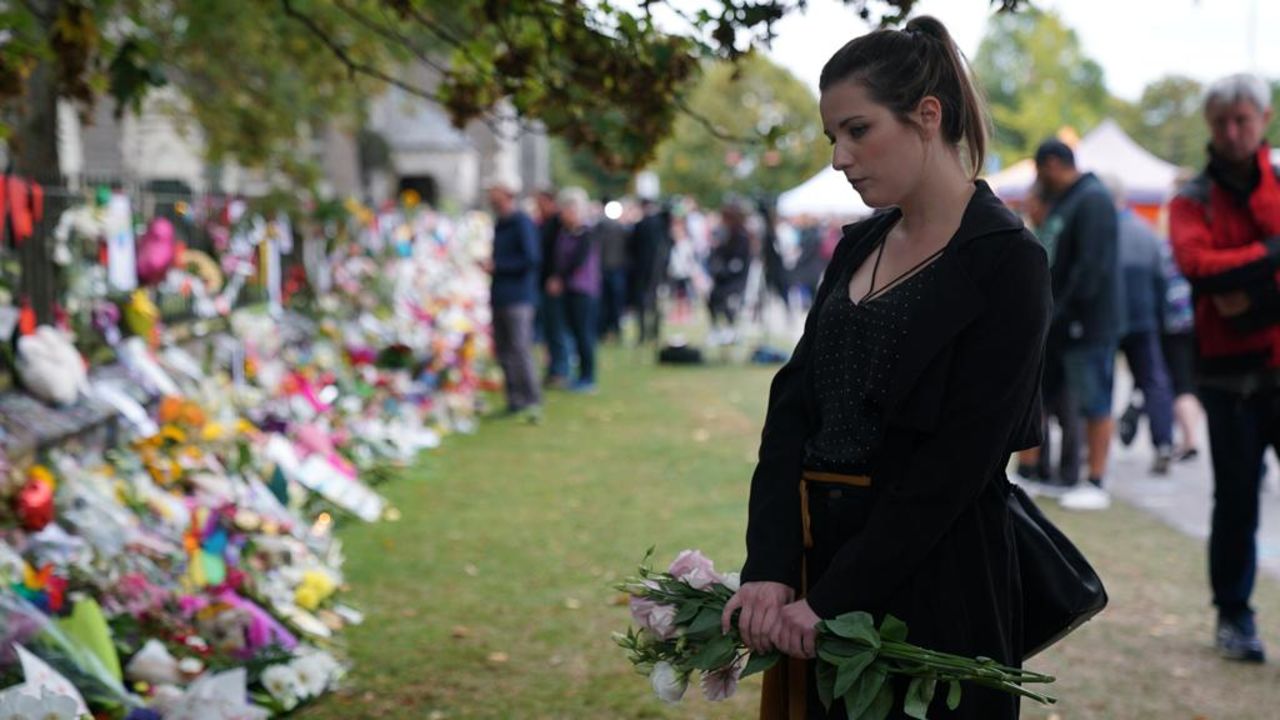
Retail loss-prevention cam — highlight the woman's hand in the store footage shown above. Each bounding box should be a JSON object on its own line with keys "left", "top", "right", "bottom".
{"left": 772, "top": 600, "right": 821, "bottom": 659}
{"left": 721, "top": 581, "right": 794, "bottom": 654}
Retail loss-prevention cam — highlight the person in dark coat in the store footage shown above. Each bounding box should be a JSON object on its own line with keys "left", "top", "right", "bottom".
{"left": 595, "top": 205, "right": 630, "bottom": 341}
{"left": 706, "top": 199, "right": 754, "bottom": 344}
{"left": 535, "top": 188, "right": 573, "bottom": 387}
{"left": 721, "top": 16, "right": 1051, "bottom": 720}
{"left": 1032, "top": 140, "right": 1122, "bottom": 511}
{"left": 628, "top": 198, "right": 671, "bottom": 344}
{"left": 486, "top": 181, "right": 542, "bottom": 421}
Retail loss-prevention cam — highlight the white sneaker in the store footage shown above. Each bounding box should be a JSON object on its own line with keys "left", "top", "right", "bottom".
{"left": 1059, "top": 484, "right": 1111, "bottom": 511}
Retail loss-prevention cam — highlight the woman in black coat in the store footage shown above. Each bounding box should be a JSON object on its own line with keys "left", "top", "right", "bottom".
{"left": 721, "top": 17, "right": 1051, "bottom": 720}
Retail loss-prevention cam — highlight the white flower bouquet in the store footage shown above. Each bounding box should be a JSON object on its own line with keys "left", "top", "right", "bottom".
{"left": 616, "top": 550, "right": 1056, "bottom": 719}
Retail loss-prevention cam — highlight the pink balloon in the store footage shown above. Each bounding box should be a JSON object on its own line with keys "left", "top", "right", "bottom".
{"left": 137, "top": 217, "right": 178, "bottom": 285}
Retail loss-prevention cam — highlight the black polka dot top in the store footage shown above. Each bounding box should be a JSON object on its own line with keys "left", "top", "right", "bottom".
{"left": 803, "top": 235, "right": 944, "bottom": 475}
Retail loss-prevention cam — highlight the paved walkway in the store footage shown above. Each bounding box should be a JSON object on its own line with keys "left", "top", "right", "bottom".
{"left": 1065, "top": 368, "right": 1280, "bottom": 578}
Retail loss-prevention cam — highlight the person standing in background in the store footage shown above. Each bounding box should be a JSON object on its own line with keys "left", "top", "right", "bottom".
{"left": 535, "top": 188, "right": 573, "bottom": 388}
{"left": 1105, "top": 175, "right": 1176, "bottom": 475}
{"left": 1034, "top": 139, "right": 1122, "bottom": 512}
{"left": 628, "top": 198, "right": 671, "bottom": 344}
{"left": 486, "top": 181, "right": 543, "bottom": 423}
{"left": 706, "top": 198, "right": 754, "bottom": 346}
{"left": 1015, "top": 183, "right": 1083, "bottom": 493}
{"left": 550, "top": 187, "right": 602, "bottom": 393}
{"left": 595, "top": 203, "right": 631, "bottom": 342}
{"left": 1170, "top": 73, "right": 1280, "bottom": 664}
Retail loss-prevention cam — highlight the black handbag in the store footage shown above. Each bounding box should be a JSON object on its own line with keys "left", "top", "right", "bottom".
{"left": 1008, "top": 483, "right": 1108, "bottom": 659}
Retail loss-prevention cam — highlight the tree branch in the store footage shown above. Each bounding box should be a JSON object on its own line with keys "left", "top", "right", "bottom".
{"left": 279, "top": 0, "right": 444, "bottom": 105}
{"left": 391, "top": 3, "right": 484, "bottom": 69}
{"left": 673, "top": 95, "right": 760, "bottom": 146}
{"left": 331, "top": 0, "right": 451, "bottom": 78}
{"left": 279, "top": 0, "right": 523, "bottom": 143}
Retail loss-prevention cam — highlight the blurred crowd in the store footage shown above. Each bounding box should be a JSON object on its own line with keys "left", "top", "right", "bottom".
{"left": 483, "top": 181, "right": 855, "bottom": 420}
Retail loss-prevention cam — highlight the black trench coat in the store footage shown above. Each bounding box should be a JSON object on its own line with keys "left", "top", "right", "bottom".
{"left": 741, "top": 181, "right": 1052, "bottom": 719}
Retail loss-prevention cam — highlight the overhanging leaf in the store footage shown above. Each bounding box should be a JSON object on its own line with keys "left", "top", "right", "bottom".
{"left": 674, "top": 602, "right": 700, "bottom": 624}
{"left": 824, "top": 611, "right": 881, "bottom": 649}
{"left": 843, "top": 665, "right": 888, "bottom": 720}
{"left": 947, "top": 680, "right": 962, "bottom": 710}
{"left": 686, "top": 606, "right": 722, "bottom": 637}
{"left": 904, "top": 677, "right": 937, "bottom": 719}
{"left": 878, "top": 614, "right": 909, "bottom": 643}
{"left": 866, "top": 680, "right": 896, "bottom": 720}
{"left": 816, "top": 660, "right": 837, "bottom": 711}
{"left": 833, "top": 649, "right": 878, "bottom": 699}
{"left": 741, "top": 652, "right": 780, "bottom": 679}
{"left": 818, "top": 637, "right": 869, "bottom": 659}
{"left": 688, "top": 634, "right": 737, "bottom": 671}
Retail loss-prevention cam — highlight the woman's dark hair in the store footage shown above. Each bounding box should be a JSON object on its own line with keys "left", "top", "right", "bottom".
{"left": 819, "top": 15, "right": 988, "bottom": 179}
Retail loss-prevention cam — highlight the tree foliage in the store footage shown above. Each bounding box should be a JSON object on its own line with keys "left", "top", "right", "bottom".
{"left": 1, "top": 0, "right": 405, "bottom": 179}
{"left": 972, "top": 7, "right": 1110, "bottom": 166}
{"left": 653, "top": 53, "right": 827, "bottom": 207}
{"left": 0, "top": 0, "right": 1032, "bottom": 176}
{"left": 1112, "top": 75, "right": 1207, "bottom": 169}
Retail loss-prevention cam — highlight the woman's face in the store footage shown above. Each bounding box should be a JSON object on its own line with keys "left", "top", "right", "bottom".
{"left": 820, "top": 80, "right": 927, "bottom": 208}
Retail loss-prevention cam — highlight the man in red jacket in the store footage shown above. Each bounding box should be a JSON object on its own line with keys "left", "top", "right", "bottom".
{"left": 1170, "top": 72, "right": 1280, "bottom": 664}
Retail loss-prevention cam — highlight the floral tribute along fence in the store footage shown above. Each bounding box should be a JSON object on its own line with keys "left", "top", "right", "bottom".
{"left": 0, "top": 180, "right": 498, "bottom": 718}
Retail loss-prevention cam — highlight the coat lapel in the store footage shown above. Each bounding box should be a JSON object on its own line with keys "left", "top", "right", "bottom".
{"left": 882, "top": 182, "right": 1021, "bottom": 417}
{"left": 883, "top": 246, "right": 984, "bottom": 416}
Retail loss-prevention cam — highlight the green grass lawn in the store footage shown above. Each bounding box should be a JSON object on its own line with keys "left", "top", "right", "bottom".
{"left": 300, "top": 343, "right": 1280, "bottom": 720}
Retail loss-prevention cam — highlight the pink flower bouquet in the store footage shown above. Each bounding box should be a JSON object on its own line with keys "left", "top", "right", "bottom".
{"left": 617, "top": 549, "right": 1056, "bottom": 719}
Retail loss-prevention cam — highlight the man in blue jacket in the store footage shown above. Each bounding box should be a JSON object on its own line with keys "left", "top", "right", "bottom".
{"left": 487, "top": 181, "right": 542, "bottom": 422}
{"left": 1034, "top": 140, "right": 1122, "bottom": 511}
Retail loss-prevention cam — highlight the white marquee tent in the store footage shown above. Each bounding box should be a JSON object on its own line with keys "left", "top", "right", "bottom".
{"left": 986, "top": 119, "right": 1182, "bottom": 205}
{"left": 777, "top": 167, "right": 873, "bottom": 218}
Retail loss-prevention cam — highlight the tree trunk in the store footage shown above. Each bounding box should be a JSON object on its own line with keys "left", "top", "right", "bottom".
{"left": 11, "top": 0, "right": 64, "bottom": 325}
{"left": 13, "top": 0, "right": 61, "bottom": 181}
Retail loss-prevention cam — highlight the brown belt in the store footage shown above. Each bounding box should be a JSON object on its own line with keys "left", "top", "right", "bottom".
{"left": 761, "top": 469, "right": 873, "bottom": 720}
{"left": 799, "top": 470, "right": 872, "bottom": 550}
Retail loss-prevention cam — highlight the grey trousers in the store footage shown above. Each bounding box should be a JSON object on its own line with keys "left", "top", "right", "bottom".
{"left": 492, "top": 303, "right": 541, "bottom": 410}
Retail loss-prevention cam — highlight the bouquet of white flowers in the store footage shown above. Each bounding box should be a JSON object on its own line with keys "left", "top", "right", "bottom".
{"left": 616, "top": 550, "right": 1055, "bottom": 719}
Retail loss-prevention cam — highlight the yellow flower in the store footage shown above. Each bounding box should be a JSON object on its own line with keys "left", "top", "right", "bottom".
{"left": 160, "top": 425, "right": 188, "bottom": 445}
{"left": 201, "top": 423, "right": 226, "bottom": 442}
{"left": 302, "top": 570, "right": 337, "bottom": 599}
{"left": 28, "top": 465, "right": 56, "bottom": 490}
{"left": 295, "top": 585, "right": 321, "bottom": 611}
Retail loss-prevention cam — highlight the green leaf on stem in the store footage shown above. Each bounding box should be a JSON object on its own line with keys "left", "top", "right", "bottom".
{"left": 816, "top": 660, "right": 837, "bottom": 711}
{"left": 904, "top": 677, "right": 937, "bottom": 719}
{"left": 866, "top": 680, "right": 896, "bottom": 720}
{"left": 824, "top": 611, "right": 882, "bottom": 649}
{"left": 947, "top": 680, "right": 962, "bottom": 710}
{"left": 675, "top": 602, "right": 700, "bottom": 624}
{"left": 689, "top": 634, "right": 737, "bottom": 670}
{"left": 686, "top": 606, "right": 722, "bottom": 636}
{"left": 843, "top": 665, "right": 888, "bottom": 719}
{"left": 833, "top": 649, "right": 878, "bottom": 698}
{"left": 879, "top": 614, "right": 909, "bottom": 643}
{"left": 818, "top": 637, "right": 871, "bottom": 659}
{"left": 741, "top": 652, "right": 780, "bottom": 678}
